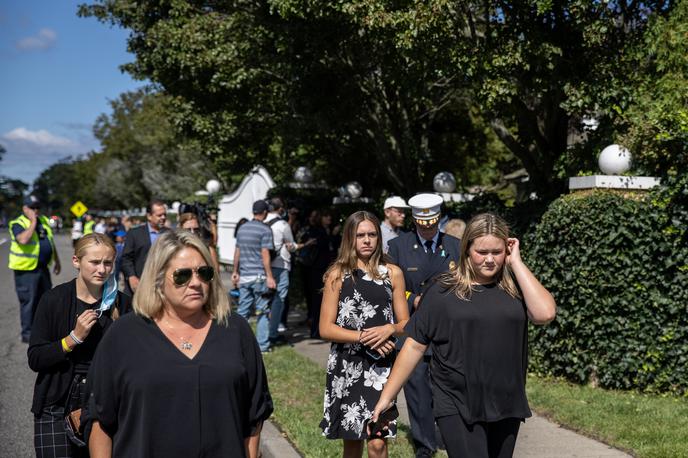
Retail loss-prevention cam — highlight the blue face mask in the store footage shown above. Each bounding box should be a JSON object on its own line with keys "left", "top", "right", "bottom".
{"left": 95, "top": 274, "right": 118, "bottom": 317}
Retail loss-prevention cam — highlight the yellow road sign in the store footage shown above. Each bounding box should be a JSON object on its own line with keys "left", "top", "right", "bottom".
{"left": 70, "top": 201, "right": 88, "bottom": 218}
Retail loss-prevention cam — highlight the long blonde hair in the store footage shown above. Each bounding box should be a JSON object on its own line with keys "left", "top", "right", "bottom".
{"left": 323, "top": 211, "right": 386, "bottom": 285}
{"left": 440, "top": 213, "right": 520, "bottom": 300}
{"left": 133, "top": 230, "right": 230, "bottom": 325}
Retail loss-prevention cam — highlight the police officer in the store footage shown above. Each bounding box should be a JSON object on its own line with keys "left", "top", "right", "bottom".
{"left": 387, "top": 193, "right": 460, "bottom": 458}
{"left": 7, "top": 195, "right": 61, "bottom": 342}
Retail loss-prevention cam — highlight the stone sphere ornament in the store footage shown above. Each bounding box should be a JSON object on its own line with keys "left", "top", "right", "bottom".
{"left": 433, "top": 171, "right": 457, "bottom": 193}
{"left": 205, "top": 179, "right": 221, "bottom": 194}
{"left": 598, "top": 145, "right": 632, "bottom": 175}
{"left": 345, "top": 181, "right": 363, "bottom": 199}
{"left": 294, "top": 166, "right": 313, "bottom": 183}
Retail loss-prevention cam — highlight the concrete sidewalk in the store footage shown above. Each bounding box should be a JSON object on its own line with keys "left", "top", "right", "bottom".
{"left": 260, "top": 316, "right": 631, "bottom": 457}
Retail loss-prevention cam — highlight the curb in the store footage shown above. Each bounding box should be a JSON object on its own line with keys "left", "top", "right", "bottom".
{"left": 261, "top": 419, "right": 302, "bottom": 458}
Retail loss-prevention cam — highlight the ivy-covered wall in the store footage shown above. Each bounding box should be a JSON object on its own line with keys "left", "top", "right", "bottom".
{"left": 526, "top": 186, "right": 688, "bottom": 394}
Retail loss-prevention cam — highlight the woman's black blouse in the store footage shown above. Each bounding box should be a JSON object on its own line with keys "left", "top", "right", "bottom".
{"left": 405, "top": 282, "right": 532, "bottom": 424}
{"left": 88, "top": 312, "right": 273, "bottom": 458}
{"left": 27, "top": 279, "right": 131, "bottom": 415}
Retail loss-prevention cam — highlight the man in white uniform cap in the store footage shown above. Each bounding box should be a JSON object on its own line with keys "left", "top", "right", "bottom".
{"left": 380, "top": 196, "right": 409, "bottom": 253}
{"left": 387, "top": 192, "right": 461, "bottom": 457}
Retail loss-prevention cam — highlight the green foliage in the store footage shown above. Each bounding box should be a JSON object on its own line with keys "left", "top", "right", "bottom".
{"left": 320, "top": 1, "right": 673, "bottom": 197}
{"left": 618, "top": 0, "right": 688, "bottom": 177}
{"left": 527, "top": 375, "right": 688, "bottom": 457}
{"left": 445, "top": 192, "right": 549, "bottom": 240}
{"left": 79, "top": 0, "right": 521, "bottom": 197}
{"left": 80, "top": 1, "right": 676, "bottom": 200}
{"left": 0, "top": 176, "right": 29, "bottom": 218}
{"left": 527, "top": 189, "right": 688, "bottom": 394}
{"left": 32, "top": 155, "right": 103, "bottom": 218}
{"left": 92, "top": 89, "right": 219, "bottom": 208}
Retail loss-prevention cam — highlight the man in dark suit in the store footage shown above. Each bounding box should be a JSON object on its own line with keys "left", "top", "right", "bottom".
{"left": 387, "top": 193, "right": 461, "bottom": 458}
{"left": 121, "top": 198, "right": 168, "bottom": 296}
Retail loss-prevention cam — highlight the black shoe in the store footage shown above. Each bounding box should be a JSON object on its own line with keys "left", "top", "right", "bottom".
{"left": 415, "top": 447, "right": 434, "bottom": 458}
{"left": 269, "top": 335, "right": 290, "bottom": 346}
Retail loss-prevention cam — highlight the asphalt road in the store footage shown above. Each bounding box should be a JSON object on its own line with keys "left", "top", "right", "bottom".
{"left": 0, "top": 233, "right": 77, "bottom": 457}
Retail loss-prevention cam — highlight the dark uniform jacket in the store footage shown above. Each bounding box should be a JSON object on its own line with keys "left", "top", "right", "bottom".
{"left": 387, "top": 230, "right": 461, "bottom": 315}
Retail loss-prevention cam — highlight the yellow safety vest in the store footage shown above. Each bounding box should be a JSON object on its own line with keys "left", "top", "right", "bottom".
{"left": 84, "top": 220, "right": 95, "bottom": 235}
{"left": 7, "top": 215, "right": 56, "bottom": 271}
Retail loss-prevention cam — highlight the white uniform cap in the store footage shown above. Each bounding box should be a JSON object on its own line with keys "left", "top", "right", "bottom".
{"left": 408, "top": 193, "right": 443, "bottom": 225}
{"left": 383, "top": 196, "right": 409, "bottom": 209}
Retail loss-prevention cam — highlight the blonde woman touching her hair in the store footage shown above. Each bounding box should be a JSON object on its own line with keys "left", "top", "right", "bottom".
{"left": 371, "top": 213, "right": 556, "bottom": 458}
{"left": 87, "top": 231, "right": 273, "bottom": 458}
{"left": 319, "top": 211, "right": 409, "bottom": 458}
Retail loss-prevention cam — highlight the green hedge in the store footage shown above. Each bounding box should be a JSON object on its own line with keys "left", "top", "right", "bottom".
{"left": 526, "top": 186, "right": 688, "bottom": 394}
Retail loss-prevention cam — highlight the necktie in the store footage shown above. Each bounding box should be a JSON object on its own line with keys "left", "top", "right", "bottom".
{"left": 424, "top": 240, "right": 434, "bottom": 254}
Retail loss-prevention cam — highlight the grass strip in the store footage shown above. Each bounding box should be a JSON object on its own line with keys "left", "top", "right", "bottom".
{"left": 262, "top": 340, "right": 688, "bottom": 457}
{"left": 263, "top": 346, "right": 419, "bottom": 457}
{"left": 527, "top": 375, "right": 688, "bottom": 458}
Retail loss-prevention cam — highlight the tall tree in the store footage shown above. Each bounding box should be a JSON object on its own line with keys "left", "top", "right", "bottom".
{"left": 328, "top": 1, "right": 672, "bottom": 196}
{"left": 91, "top": 88, "right": 219, "bottom": 207}
{"left": 618, "top": 0, "right": 688, "bottom": 177}
{"left": 80, "top": 1, "right": 514, "bottom": 196}
{"left": 81, "top": 1, "right": 672, "bottom": 198}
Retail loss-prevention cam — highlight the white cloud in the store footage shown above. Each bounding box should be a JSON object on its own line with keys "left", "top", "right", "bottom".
{"left": 0, "top": 127, "right": 94, "bottom": 184}
{"left": 16, "top": 28, "right": 57, "bottom": 51}
{"left": 3, "top": 127, "right": 76, "bottom": 150}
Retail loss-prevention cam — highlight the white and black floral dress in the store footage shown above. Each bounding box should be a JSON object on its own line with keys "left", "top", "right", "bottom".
{"left": 320, "top": 265, "right": 397, "bottom": 440}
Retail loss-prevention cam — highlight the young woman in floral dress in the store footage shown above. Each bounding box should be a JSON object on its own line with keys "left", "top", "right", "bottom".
{"left": 319, "top": 211, "right": 409, "bottom": 458}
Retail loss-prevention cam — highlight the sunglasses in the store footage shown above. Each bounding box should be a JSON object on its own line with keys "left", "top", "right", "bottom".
{"left": 172, "top": 266, "right": 215, "bottom": 286}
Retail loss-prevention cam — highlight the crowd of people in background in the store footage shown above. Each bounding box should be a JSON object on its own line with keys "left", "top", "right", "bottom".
{"left": 8, "top": 191, "right": 555, "bottom": 458}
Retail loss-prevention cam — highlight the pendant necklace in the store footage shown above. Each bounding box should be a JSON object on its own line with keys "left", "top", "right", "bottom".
{"left": 179, "top": 337, "right": 193, "bottom": 351}
{"left": 163, "top": 319, "right": 194, "bottom": 351}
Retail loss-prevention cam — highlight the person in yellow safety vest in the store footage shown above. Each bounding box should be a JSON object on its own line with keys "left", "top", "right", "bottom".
{"left": 83, "top": 213, "right": 95, "bottom": 235}
{"left": 8, "top": 195, "right": 61, "bottom": 343}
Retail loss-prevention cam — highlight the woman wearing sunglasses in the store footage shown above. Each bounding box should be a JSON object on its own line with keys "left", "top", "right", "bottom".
{"left": 28, "top": 233, "right": 131, "bottom": 457}
{"left": 87, "top": 230, "right": 273, "bottom": 458}
{"left": 179, "top": 211, "right": 220, "bottom": 271}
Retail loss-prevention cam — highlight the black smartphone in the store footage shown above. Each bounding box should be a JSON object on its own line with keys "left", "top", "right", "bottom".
{"left": 368, "top": 405, "right": 399, "bottom": 437}
{"left": 365, "top": 336, "right": 398, "bottom": 360}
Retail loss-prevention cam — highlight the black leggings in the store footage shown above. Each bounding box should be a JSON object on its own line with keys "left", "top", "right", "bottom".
{"left": 436, "top": 414, "right": 521, "bottom": 458}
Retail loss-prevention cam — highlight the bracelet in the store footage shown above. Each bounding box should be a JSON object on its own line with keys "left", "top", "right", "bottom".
{"left": 69, "top": 331, "right": 83, "bottom": 345}
{"left": 358, "top": 330, "right": 363, "bottom": 343}
{"left": 61, "top": 338, "right": 72, "bottom": 353}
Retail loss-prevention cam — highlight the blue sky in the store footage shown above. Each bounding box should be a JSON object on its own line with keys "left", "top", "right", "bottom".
{"left": 0, "top": 0, "right": 144, "bottom": 186}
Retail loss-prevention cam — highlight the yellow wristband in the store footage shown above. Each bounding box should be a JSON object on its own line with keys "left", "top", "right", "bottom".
{"left": 61, "top": 338, "right": 72, "bottom": 353}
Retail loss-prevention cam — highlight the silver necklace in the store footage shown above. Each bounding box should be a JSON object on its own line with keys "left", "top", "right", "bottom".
{"left": 163, "top": 319, "right": 194, "bottom": 351}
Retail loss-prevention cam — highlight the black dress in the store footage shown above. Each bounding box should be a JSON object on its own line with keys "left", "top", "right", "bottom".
{"left": 88, "top": 312, "right": 273, "bottom": 457}
{"left": 405, "top": 282, "right": 532, "bottom": 424}
{"left": 320, "top": 266, "right": 397, "bottom": 440}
